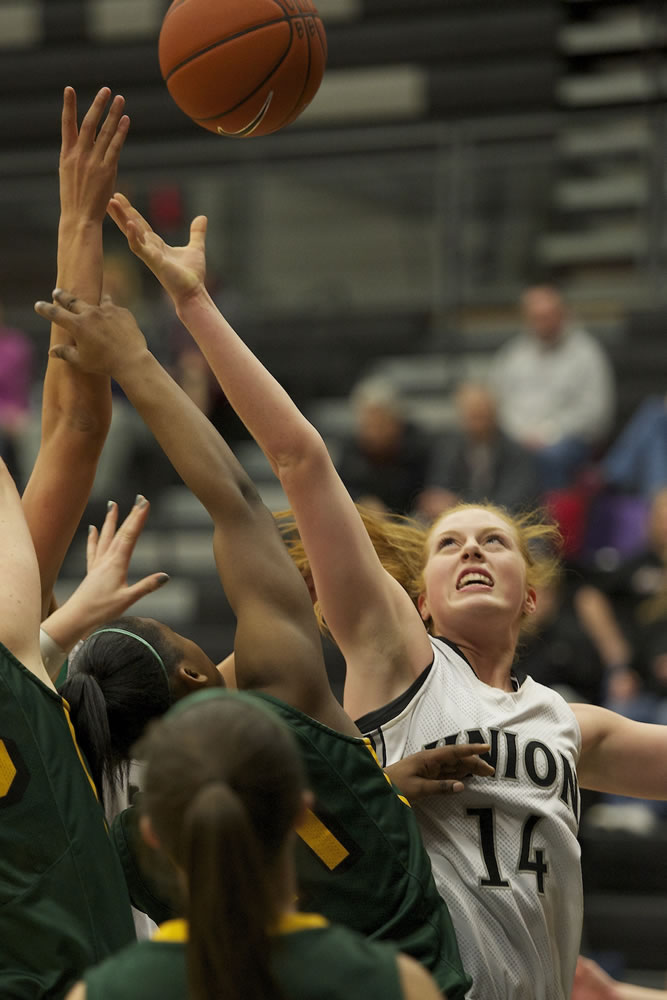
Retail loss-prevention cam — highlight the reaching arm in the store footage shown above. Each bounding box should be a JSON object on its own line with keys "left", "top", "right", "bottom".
{"left": 0, "top": 458, "right": 47, "bottom": 685}
{"left": 34, "top": 291, "right": 357, "bottom": 736}
{"left": 573, "top": 702, "right": 667, "bottom": 799}
{"left": 106, "top": 194, "right": 433, "bottom": 718}
{"left": 572, "top": 956, "right": 667, "bottom": 1000}
{"left": 22, "top": 87, "right": 128, "bottom": 619}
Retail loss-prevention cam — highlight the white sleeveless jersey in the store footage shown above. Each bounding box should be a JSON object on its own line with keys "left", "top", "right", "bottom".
{"left": 360, "top": 636, "right": 583, "bottom": 1000}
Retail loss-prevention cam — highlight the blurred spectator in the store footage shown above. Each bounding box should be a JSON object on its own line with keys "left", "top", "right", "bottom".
{"left": 515, "top": 569, "right": 606, "bottom": 706}
{"left": 336, "top": 376, "right": 430, "bottom": 515}
{"left": 574, "top": 488, "right": 667, "bottom": 747}
{"left": 601, "top": 394, "right": 667, "bottom": 501}
{"left": 588, "top": 487, "right": 667, "bottom": 650}
{"left": 417, "top": 380, "right": 541, "bottom": 520}
{"left": 492, "top": 285, "right": 615, "bottom": 491}
{"left": 0, "top": 301, "right": 34, "bottom": 489}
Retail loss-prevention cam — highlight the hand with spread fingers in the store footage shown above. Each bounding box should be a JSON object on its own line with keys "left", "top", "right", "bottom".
{"left": 40, "top": 496, "right": 169, "bottom": 672}
{"left": 107, "top": 191, "right": 207, "bottom": 307}
{"left": 60, "top": 86, "right": 129, "bottom": 227}
{"left": 34, "top": 289, "right": 148, "bottom": 379}
{"left": 384, "top": 743, "right": 494, "bottom": 801}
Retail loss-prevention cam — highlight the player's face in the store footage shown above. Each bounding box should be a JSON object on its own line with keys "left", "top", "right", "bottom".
{"left": 420, "top": 507, "right": 535, "bottom": 638}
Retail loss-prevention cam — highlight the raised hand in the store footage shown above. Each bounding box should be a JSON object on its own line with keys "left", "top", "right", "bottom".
{"left": 60, "top": 86, "right": 129, "bottom": 228}
{"left": 107, "top": 191, "right": 207, "bottom": 306}
{"left": 41, "top": 497, "right": 169, "bottom": 662}
{"left": 34, "top": 289, "right": 147, "bottom": 378}
{"left": 384, "top": 743, "right": 494, "bottom": 801}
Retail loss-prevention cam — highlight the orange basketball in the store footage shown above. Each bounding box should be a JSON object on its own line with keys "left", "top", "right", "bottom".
{"left": 158, "top": 0, "right": 327, "bottom": 138}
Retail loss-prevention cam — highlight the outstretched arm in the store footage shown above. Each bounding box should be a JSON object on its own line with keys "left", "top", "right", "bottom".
{"left": 22, "top": 87, "right": 128, "bottom": 619}
{"left": 34, "top": 291, "right": 357, "bottom": 736}
{"left": 574, "top": 702, "right": 667, "bottom": 799}
{"left": 106, "top": 194, "right": 433, "bottom": 719}
{"left": 572, "top": 955, "right": 667, "bottom": 1000}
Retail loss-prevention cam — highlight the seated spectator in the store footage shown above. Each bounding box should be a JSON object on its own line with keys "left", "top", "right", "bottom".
{"left": 492, "top": 285, "right": 615, "bottom": 491}
{"left": 601, "top": 394, "right": 667, "bottom": 501}
{"left": 417, "top": 380, "right": 541, "bottom": 520}
{"left": 336, "top": 376, "right": 430, "bottom": 515}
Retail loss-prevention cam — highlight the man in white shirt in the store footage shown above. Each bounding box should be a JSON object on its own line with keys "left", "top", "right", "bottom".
{"left": 492, "top": 285, "right": 615, "bottom": 491}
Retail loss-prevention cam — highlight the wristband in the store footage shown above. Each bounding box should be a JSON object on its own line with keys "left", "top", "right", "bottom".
{"left": 39, "top": 627, "right": 68, "bottom": 677}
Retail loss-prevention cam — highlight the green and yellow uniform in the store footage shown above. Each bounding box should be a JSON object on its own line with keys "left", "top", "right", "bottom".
{"left": 254, "top": 693, "right": 470, "bottom": 999}
{"left": 0, "top": 643, "right": 136, "bottom": 999}
{"left": 84, "top": 913, "right": 405, "bottom": 1000}
{"left": 113, "top": 689, "right": 471, "bottom": 999}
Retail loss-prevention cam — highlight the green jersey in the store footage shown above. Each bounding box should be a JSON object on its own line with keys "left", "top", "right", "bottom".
{"left": 0, "top": 643, "right": 135, "bottom": 999}
{"left": 113, "top": 689, "right": 471, "bottom": 999}
{"left": 84, "top": 913, "right": 404, "bottom": 1000}
{"left": 254, "top": 693, "right": 471, "bottom": 999}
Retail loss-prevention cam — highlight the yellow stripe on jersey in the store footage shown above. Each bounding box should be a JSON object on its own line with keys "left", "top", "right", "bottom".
{"left": 152, "top": 913, "right": 329, "bottom": 945}
{"left": 362, "top": 737, "right": 411, "bottom": 808}
{"left": 60, "top": 697, "right": 99, "bottom": 801}
{"left": 0, "top": 740, "right": 17, "bottom": 797}
{"left": 277, "top": 912, "right": 328, "bottom": 935}
{"left": 296, "top": 808, "right": 350, "bottom": 870}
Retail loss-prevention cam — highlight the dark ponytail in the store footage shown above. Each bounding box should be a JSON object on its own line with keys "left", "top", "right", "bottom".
{"left": 60, "top": 671, "right": 112, "bottom": 801}
{"left": 139, "top": 693, "right": 305, "bottom": 1000}
{"left": 184, "top": 783, "right": 278, "bottom": 1000}
{"left": 61, "top": 617, "right": 181, "bottom": 807}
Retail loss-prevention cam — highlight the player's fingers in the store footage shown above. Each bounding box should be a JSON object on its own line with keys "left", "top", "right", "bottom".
{"left": 103, "top": 114, "right": 130, "bottom": 164}
{"left": 60, "top": 85, "right": 78, "bottom": 155}
{"left": 34, "top": 300, "right": 73, "bottom": 331}
{"left": 411, "top": 778, "right": 465, "bottom": 801}
{"left": 125, "top": 221, "right": 150, "bottom": 258}
{"left": 456, "top": 755, "right": 495, "bottom": 777}
{"left": 96, "top": 500, "right": 119, "bottom": 556}
{"left": 52, "top": 288, "right": 88, "bottom": 313}
{"left": 47, "top": 344, "right": 81, "bottom": 366}
{"left": 78, "top": 86, "right": 111, "bottom": 147}
{"left": 86, "top": 523, "right": 99, "bottom": 572}
{"left": 124, "top": 572, "right": 170, "bottom": 606}
{"left": 110, "top": 192, "right": 151, "bottom": 234}
{"left": 110, "top": 495, "right": 151, "bottom": 556}
{"left": 95, "top": 94, "right": 126, "bottom": 157}
{"left": 190, "top": 215, "right": 208, "bottom": 250}
{"left": 106, "top": 196, "right": 129, "bottom": 234}
{"left": 450, "top": 742, "right": 491, "bottom": 758}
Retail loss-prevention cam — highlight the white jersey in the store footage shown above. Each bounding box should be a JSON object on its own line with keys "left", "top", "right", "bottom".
{"left": 359, "top": 635, "right": 583, "bottom": 1000}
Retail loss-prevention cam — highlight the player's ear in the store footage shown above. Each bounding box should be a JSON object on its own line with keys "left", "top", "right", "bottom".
{"left": 523, "top": 586, "right": 537, "bottom": 617}
{"left": 177, "top": 664, "right": 209, "bottom": 691}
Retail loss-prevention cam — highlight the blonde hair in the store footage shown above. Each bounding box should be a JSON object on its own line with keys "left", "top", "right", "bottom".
{"left": 275, "top": 501, "right": 562, "bottom": 637}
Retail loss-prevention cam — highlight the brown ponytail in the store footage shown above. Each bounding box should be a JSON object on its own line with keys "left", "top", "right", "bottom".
{"left": 137, "top": 693, "right": 304, "bottom": 1000}
{"left": 183, "top": 782, "right": 278, "bottom": 1000}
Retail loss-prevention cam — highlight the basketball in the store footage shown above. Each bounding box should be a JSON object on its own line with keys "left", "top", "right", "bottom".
{"left": 158, "top": 0, "right": 327, "bottom": 138}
